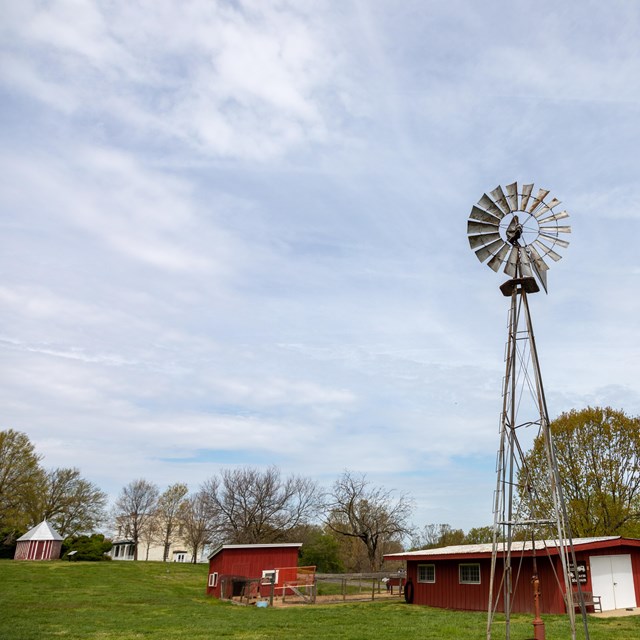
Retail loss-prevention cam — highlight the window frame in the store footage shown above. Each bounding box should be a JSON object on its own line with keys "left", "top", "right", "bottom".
{"left": 208, "top": 572, "right": 218, "bottom": 588}
{"left": 261, "top": 569, "right": 279, "bottom": 584}
{"left": 459, "top": 563, "right": 481, "bottom": 584}
{"left": 417, "top": 563, "right": 436, "bottom": 584}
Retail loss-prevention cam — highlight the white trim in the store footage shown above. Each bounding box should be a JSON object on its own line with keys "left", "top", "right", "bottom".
{"left": 417, "top": 564, "right": 435, "bottom": 583}
{"left": 261, "top": 569, "right": 279, "bottom": 584}
{"left": 208, "top": 542, "right": 302, "bottom": 560}
{"left": 208, "top": 572, "right": 218, "bottom": 588}
{"left": 459, "top": 563, "right": 481, "bottom": 584}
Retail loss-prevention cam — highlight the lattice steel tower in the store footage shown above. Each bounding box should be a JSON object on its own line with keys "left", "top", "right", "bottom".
{"left": 466, "top": 182, "right": 590, "bottom": 640}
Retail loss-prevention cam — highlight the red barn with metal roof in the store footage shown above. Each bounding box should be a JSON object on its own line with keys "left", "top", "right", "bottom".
{"left": 14, "top": 520, "right": 63, "bottom": 561}
{"left": 206, "top": 543, "right": 303, "bottom": 599}
{"left": 385, "top": 537, "right": 640, "bottom": 614}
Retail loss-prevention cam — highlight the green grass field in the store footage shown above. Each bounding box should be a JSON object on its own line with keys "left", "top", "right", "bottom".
{"left": 1, "top": 560, "right": 639, "bottom": 640}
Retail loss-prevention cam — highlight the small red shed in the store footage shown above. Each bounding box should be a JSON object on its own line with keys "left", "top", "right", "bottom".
{"left": 385, "top": 536, "right": 640, "bottom": 614}
{"left": 14, "top": 520, "right": 63, "bottom": 561}
{"left": 206, "top": 543, "right": 303, "bottom": 599}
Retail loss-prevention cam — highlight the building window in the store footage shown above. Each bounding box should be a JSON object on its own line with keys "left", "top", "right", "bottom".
{"left": 208, "top": 572, "right": 218, "bottom": 588}
{"left": 459, "top": 563, "right": 481, "bottom": 584}
{"left": 261, "top": 569, "right": 279, "bottom": 584}
{"left": 173, "top": 552, "right": 187, "bottom": 563}
{"left": 417, "top": 564, "right": 435, "bottom": 583}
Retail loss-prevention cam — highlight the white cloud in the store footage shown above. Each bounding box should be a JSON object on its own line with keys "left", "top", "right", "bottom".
{"left": 1, "top": 0, "right": 639, "bottom": 533}
{"left": 2, "top": 0, "right": 345, "bottom": 160}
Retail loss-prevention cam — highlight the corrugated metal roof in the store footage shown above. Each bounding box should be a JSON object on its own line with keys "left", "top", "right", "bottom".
{"left": 17, "top": 520, "right": 63, "bottom": 542}
{"left": 385, "top": 537, "right": 621, "bottom": 559}
{"left": 208, "top": 542, "right": 302, "bottom": 560}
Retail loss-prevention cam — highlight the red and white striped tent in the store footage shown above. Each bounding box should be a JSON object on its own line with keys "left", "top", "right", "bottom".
{"left": 14, "top": 520, "right": 63, "bottom": 561}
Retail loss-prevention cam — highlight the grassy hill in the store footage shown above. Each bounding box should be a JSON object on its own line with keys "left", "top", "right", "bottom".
{"left": 1, "top": 560, "right": 638, "bottom": 639}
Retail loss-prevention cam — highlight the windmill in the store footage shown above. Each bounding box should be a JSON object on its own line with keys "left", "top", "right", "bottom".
{"left": 467, "top": 182, "right": 589, "bottom": 640}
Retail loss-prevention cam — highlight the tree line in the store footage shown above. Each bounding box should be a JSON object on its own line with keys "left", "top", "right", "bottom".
{"left": 0, "top": 429, "right": 107, "bottom": 554}
{"left": 112, "top": 468, "right": 413, "bottom": 570}
{"left": 2, "top": 406, "right": 640, "bottom": 566}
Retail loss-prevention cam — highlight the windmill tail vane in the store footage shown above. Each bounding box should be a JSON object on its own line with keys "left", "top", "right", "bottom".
{"left": 467, "top": 182, "right": 571, "bottom": 293}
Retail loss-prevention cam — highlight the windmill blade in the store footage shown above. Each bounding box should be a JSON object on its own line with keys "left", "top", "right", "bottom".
{"left": 504, "top": 245, "right": 519, "bottom": 277}
{"left": 526, "top": 188, "right": 550, "bottom": 215}
{"left": 527, "top": 244, "right": 550, "bottom": 272}
{"left": 469, "top": 231, "right": 501, "bottom": 249}
{"left": 518, "top": 247, "right": 534, "bottom": 278}
{"left": 533, "top": 197, "right": 562, "bottom": 219}
{"left": 468, "top": 220, "right": 500, "bottom": 235}
{"left": 520, "top": 184, "right": 534, "bottom": 211}
{"left": 537, "top": 210, "right": 570, "bottom": 224}
{"left": 470, "top": 205, "right": 501, "bottom": 224}
{"left": 467, "top": 181, "right": 570, "bottom": 290}
{"left": 505, "top": 182, "right": 519, "bottom": 212}
{"left": 539, "top": 232, "right": 570, "bottom": 248}
{"left": 478, "top": 194, "right": 505, "bottom": 219}
{"left": 490, "top": 185, "right": 510, "bottom": 215}
{"left": 487, "top": 243, "right": 511, "bottom": 272}
{"left": 528, "top": 249, "right": 548, "bottom": 293}
{"left": 475, "top": 238, "right": 506, "bottom": 262}
{"left": 534, "top": 239, "right": 563, "bottom": 262}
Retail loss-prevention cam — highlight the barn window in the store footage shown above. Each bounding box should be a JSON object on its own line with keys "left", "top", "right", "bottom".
{"left": 459, "top": 563, "right": 481, "bottom": 584}
{"left": 262, "top": 569, "right": 279, "bottom": 584}
{"left": 417, "top": 564, "right": 435, "bottom": 583}
{"left": 208, "top": 572, "right": 218, "bottom": 588}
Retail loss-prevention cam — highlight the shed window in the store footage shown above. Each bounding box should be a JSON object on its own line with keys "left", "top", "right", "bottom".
{"left": 417, "top": 564, "right": 435, "bottom": 583}
{"left": 208, "top": 572, "right": 218, "bottom": 588}
{"left": 459, "top": 563, "right": 481, "bottom": 584}
{"left": 262, "top": 569, "right": 279, "bottom": 584}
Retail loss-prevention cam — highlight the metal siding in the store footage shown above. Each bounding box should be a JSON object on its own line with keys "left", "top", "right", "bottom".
{"left": 409, "top": 556, "right": 573, "bottom": 614}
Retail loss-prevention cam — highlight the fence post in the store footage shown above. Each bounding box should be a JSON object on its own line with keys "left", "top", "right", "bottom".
{"left": 269, "top": 573, "right": 275, "bottom": 607}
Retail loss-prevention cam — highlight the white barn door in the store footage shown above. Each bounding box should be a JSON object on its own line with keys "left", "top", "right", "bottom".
{"left": 589, "top": 554, "right": 636, "bottom": 611}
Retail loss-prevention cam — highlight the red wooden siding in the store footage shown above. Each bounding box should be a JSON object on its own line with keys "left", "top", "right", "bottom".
{"left": 403, "top": 541, "right": 640, "bottom": 614}
{"left": 14, "top": 539, "right": 62, "bottom": 561}
{"left": 207, "top": 546, "right": 302, "bottom": 598}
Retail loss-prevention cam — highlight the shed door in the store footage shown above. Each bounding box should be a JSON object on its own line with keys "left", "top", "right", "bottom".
{"left": 589, "top": 554, "right": 636, "bottom": 611}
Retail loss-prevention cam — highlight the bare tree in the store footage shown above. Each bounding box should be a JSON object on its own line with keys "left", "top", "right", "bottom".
{"left": 156, "top": 483, "right": 189, "bottom": 562}
{"left": 326, "top": 471, "right": 413, "bottom": 571}
{"left": 182, "top": 490, "right": 216, "bottom": 563}
{"left": 201, "top": 466, "right": 322, "bottom": 544}
{"left": 113, "top": 479, "right": 159, "bottom": 560}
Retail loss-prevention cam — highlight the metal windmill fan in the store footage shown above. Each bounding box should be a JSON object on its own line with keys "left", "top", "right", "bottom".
{"left": 468, "top": 182, "right": 588, "bottom": 640}
{"left": 466, "top": 182, "right": 571, "bottom": 292}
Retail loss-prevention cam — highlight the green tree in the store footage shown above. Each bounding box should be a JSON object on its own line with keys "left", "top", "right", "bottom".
{"left": 464, "top": 526, "right": 495, "bottom": 544}
{"left": 520, "top": 406, "right": 640, "bottom": 537}
{"left": 26, "top": 467, "right": 107, "bottom": 537}
{"left": 296, "top": 526, "right": 344, "bottom": 573}
{"left": 0, "top": 430, "right": 44, "bottom": 531}
{"left": 62, "top": 533, "right": 112, "bottom": 561}
{"left": 410, "top": 523, "right": 465, "bottom": 550}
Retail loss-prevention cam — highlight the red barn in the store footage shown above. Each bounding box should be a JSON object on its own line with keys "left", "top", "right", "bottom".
{"left": 206, "top": 543, "right": 303, "bottom": 599}
{"left": 14, "top": 520, "right": 63, "bottom": 561}
{"left": 385, "top": 536, "right": 640, "bottom": 614}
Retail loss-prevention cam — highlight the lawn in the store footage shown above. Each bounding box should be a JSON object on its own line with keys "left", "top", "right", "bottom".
{"left": 1, "top": 560, "right": 639, "bottom": 640}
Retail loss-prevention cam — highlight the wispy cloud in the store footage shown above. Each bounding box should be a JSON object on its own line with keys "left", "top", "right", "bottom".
{"left": 1, "top": 0, "right": 639, "bottom": 532}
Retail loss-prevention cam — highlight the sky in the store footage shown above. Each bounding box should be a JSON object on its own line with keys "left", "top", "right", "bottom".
{"left": 1, "top": 0, "right": 639, "bottom": 535}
